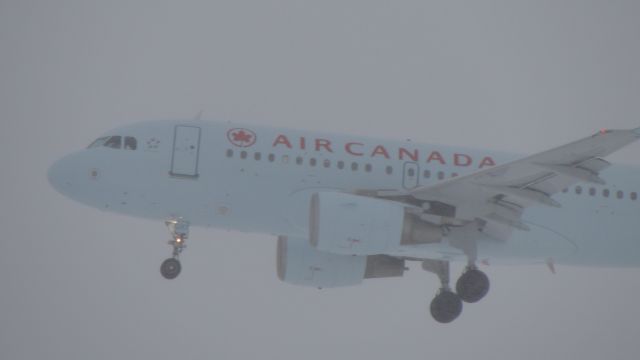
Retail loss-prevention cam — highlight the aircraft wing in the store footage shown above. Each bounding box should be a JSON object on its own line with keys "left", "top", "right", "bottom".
{"left": 396, "top": 128, "right": 640, "bottom": 231}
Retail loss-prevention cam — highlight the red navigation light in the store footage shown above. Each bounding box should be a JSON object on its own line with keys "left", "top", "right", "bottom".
{"left": 600, "top": 129, "right": 609, "bottom": 135}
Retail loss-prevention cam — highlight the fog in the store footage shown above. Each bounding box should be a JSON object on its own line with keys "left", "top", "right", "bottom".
{"left": 1, "top": 1, "right": 640, "bottom": 359}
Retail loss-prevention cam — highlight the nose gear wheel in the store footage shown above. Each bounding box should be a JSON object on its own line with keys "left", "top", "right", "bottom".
{"left": 160, "top": 218, "right": 190, "bottom": 280}
{"left": 160, "top": 258, "right": 182, "bottom": 279}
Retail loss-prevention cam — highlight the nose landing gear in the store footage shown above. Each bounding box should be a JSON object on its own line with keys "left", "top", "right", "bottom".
{"left": 160, "top": 219, "right": 190, "bottom": 280}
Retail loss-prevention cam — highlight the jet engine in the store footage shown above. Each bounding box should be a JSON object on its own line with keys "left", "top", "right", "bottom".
{"left": 277, "top": 236, "right": 406, "bottom": 288}
{"left": 309, "top": 192, "right": 443, "bottom": 256}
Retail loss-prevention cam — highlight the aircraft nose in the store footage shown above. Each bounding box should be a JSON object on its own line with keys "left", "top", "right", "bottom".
{"left": 48, "top": 155, "right": 75, "bottom": 196}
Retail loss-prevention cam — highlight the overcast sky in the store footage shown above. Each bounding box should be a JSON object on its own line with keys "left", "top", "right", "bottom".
{"left": 1, "top": 1, "right": 640, "bottom": 359}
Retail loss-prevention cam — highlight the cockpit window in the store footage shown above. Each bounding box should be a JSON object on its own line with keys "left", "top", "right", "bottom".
{"left": 88, "top": 135, "right": 138, "bottom": 150}
{"left": 88, "top": 137, "right": 109, "bottom": 148}
{"left": 124, "top": 136, "right": 137, "bottom": 150}
{"left": 104, "top": 136, "right": 122, "bottom": 149}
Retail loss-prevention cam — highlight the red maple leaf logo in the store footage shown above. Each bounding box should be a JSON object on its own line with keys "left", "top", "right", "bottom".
{"left": 233, "top": 130, "right": 253, "bottom": 143}
{"left": 227, "top": 128, "right": 257, "bottom": 147}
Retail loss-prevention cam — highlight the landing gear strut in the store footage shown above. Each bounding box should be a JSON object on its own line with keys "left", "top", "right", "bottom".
{"left": 422, "top": 259, "right": 463, "bottom": 324}
{"left": 447, "top": 222, "right": 491, "bottom": 304}
{"left": 160, "top": 218, "right": 190, "bottom": 280}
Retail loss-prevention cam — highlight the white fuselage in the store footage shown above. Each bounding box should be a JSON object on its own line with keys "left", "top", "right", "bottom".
{"left": 48, "top": 120, "right": 640, "bottom": 267}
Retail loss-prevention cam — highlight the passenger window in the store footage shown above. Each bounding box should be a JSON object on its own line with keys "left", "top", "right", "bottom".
{"left": 124, "top": 137, "right": 137, "bottom": 150}
{"left": 104, "top": 136, "right": 122, "bottom": 149}
{"left": 617, "top": 190, "right": 624, "bottom": 199}
{"left": 282, "top": 155, "right": 289, "bottom": 164}
{"left": 407, "top": 168, "right": 415, "bottom": 177}
{"left": 589, "top": 188, "right": 596, "bottom": 196}
{"left": 575, "top": 186, "right": 582, "bottom": 195}
{"left": 451, "top": 173, "right": 458, "bottom": 178}
{"left": 365, "top": 164, "right": 372, "bottom": 172}
{"left": 226, "top": 149, "right": 234, "bottom": 158}
{"left": 337, "top": 161, "right": 345, "bottom": 170}
{"left": 268, "top": 154, "right": 275, "bottom": 162}
{"left": 603, "top": 189, "right": 610, "bottom": 198}
{"left": 296, "top": 157, "right": 303, "bottom": 165}
{"left": 631, "top": 192, "right": 638, "bottom": 201}
{"left": 351, "top": 162, "right": 359, "bottom": 171}
{"left": 437, "top": 171, "right": 445, "bottom": 180}
{"left": 323, "top": 159, "right": 331, "bottom": 168}
{"left": 240, "top": 151, "right": 248, "bottom": 159}
{"left": 310, "top": 158, "right": 317, "bottom": 167}
{"left": 254, "top": 152, "right": 261, "bottom": 161}
{"left": 423, "top": 170, "right": 431, "bottom": 179}
{"left": 386, "top": 166, "right": 393, "bottom": 175}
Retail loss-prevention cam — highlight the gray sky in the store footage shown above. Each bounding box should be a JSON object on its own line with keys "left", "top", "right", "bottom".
{"left": 1, "top": 1, "right": 640, "bottom": 359}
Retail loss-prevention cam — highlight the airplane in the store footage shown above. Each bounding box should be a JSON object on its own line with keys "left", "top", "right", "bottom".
{"left": 48, "top": 120, "right": 640, "bottom": 323}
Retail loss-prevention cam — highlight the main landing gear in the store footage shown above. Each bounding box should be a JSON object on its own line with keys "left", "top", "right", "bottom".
{"left": 423, "top": 260, "right": 462, "bottom": 324}
{"left": 160, "top": 219, "right": 190, "bottom": 280}
{"left": 422, "top": 259, "right": 490, "bottom": 323}
{"left": 456, "top": 265, "right": 490, "bottom": 303}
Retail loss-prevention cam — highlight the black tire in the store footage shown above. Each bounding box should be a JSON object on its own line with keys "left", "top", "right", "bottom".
{"left": 456, "top": 269, "right": 490, "bottom": 303}
{"left": 160, "top": 258, "right": 181, "bottom": 280}
{"left": 430, "top": 290, "right": 463, "bottom": 324}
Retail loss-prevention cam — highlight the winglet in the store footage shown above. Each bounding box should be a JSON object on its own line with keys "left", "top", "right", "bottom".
{"left": 632, "top": 127, "right": 640, "bottom": 137}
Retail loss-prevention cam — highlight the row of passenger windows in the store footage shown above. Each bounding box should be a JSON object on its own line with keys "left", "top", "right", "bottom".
{"left": 227, "top": 149, "right": 637, "bottom": 201}
{"left": 564, "top": 186, "right": 638, "bottom": 201}
{"left": 81, "top": 140, "right": 635, "bottom": 201}
{"left": 225, "top": 149, "right": 459, "bottom": 179}
{"left": 88, "top": 136, "right": 138, "bottom": 150}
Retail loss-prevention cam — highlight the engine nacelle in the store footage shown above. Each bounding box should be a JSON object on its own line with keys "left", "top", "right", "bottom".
{"left": 310, "top": 192, "right": 442, "bottom": 256}
{"left": 277, "top": 236, "right": 406, "bottom": 288}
